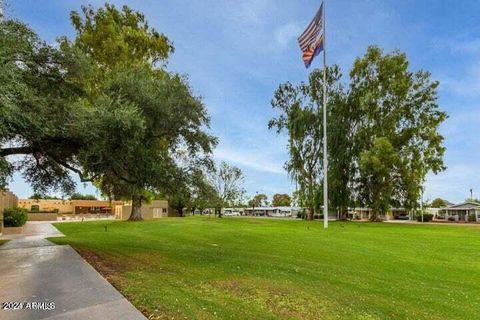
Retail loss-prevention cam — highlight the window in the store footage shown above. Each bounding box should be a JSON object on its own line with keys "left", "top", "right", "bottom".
{"left": 162, "top": 208, "right": 167, "bottom": 213}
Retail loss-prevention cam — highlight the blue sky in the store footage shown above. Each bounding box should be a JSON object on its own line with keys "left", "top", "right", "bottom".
{"left": 5, "top": 0, "right": 480, "bottom": 203}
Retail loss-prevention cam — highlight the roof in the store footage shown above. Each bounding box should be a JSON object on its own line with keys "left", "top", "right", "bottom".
{"left": 442, "top": 202, "right": 480, "bottom": 210}
{"left": 244, "top": 206, "right": 302, "bottom": 211}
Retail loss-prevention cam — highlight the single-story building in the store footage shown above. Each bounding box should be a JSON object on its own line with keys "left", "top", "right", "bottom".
{"left": 116, "top": 200, "right": 178, "bottom": 220}
{"left": 349, "top": 207, "right": 410, "bottom": 220}
{"left": 436, "top": 202, "right": 480, "bottom": 222}
{"left": 242, "top": 206, "right": 302, "bottom": 217}
{"left": 19, "top": 198, "right": 178, "bottom": 220}
{"left": 222, "top": 208, "right": 245, "bottom": 216}
{"left": 18, "top": 199, "right": 124, "bottom": 216}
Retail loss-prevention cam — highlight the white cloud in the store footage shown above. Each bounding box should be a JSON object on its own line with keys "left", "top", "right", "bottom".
{"left": 214, "top": 145, "right": 286, "bottom": 175}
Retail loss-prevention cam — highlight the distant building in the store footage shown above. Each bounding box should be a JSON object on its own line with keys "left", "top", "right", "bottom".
{"left": 18, "top": 198, "right": 177, "bottom": 220}
{"left": 349, "top": 208, "right": 409, "bottom": 220}
{"left": 18, "top": 199, "right": 123, "bottom": 215}
{"left": 117, "top": 200, "right": 177, "bottom": 220}
{"left": 436, "top": 202, "right": 480, "bottom": 222}
{"left": 232, "top": 206, "right": 302, "bottom": 217}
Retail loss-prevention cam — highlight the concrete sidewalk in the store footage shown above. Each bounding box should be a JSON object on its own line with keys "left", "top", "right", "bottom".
{"left": 0, "top": 222, "right": 146, "bottom": 320}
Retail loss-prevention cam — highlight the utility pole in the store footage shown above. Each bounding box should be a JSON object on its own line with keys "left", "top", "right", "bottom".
{"left": 470, "top": 188, "right": 473, "bottom": 200}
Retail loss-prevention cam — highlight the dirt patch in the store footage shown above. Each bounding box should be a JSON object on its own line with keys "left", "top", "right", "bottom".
{"left": 75, "top": 248, "right": 130, "bottom": 288}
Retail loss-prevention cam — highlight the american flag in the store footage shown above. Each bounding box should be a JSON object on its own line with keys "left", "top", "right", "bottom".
{"left": 298, "top": 3, "right": 324, "bottom": 68}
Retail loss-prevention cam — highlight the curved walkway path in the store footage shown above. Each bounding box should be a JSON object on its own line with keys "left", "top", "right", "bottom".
{"left": 0, "top": 222, "right": 146, "bottom": 320}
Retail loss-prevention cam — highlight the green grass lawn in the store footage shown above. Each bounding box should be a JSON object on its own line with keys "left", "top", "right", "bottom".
{"left": 50, "top": 217, "right": 480, "bottom": 320}
{"left": 0, "top": 239, "right": 9, "bottom": 246}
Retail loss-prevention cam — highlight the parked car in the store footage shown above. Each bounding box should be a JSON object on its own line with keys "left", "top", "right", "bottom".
{"left": 395, "top": 213, "right": 410, "bottom": 220}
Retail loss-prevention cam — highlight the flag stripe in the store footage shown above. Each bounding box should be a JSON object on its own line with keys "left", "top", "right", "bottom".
{"left": 298, "top": 20, "right": 316, "bottom": 42}
{"left": 299, "top": 26, "right": 320, "bottom": 50}
{"left": 302, "top": 36, "right": 324, "bottom": 67}
{"left": 297, "top": 2, "right": 324, "bottom": 68}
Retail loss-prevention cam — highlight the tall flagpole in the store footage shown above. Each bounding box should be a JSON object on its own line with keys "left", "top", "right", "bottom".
{"left": 322, "top": 0, "right": 328, "bottom": 229}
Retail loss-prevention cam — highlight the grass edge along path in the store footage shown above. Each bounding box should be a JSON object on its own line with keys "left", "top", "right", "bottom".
{"left": 49, "top": 217, "right": 480, "bottom": 320}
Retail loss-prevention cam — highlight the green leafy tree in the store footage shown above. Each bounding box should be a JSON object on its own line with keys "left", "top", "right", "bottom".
{"left": 29, "top": 194, "right": 61, "bottom": 200}
{"left": 189, "top": 170, "right": 217, "bottom": 215}
{"left": 269, "top": 66, "right": 349, "bottom": 220}
{"left": 359, "top": 137, "right": 400, "bottom": 220}
{"left": 248, "top": 194, "right": 268, "bottom": 208}
{"left": 62, "top": 3, "right": 173, "bottom": 89}
{"left": 62, "top": 4, "right": 216, "bottom": 220}
{"left": 69, "top": 193, "right": 97, "bottom": 200}
{"left": 270, "top": 46, "right": 447, "bottom": 219}
{"left": 272, "top": 194, "right": 291, "bottom": 207}
{"left": 0, "top": 18, "right": 92, "bottom": 194}
{"left": 207, "top": 161, "right": 244, "bottom": 218}
{"left": 430, "top": 198, "right": 448, "bottom": 208}
{"left": 351, "top": 46, "right": 447, "bottom": 215}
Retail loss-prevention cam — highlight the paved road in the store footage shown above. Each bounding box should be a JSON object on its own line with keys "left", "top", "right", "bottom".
{"left": 0, "top": 222, "right": 146, "bottom": 320}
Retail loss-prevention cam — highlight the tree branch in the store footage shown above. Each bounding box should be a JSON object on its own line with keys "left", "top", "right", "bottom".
{"left": 0, "top": 146, "right": 33, "bottom": 157}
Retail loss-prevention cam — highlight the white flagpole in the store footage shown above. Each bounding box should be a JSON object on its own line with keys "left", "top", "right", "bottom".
{"left": 322, "top": 0, "right": 328, "bottom": 229}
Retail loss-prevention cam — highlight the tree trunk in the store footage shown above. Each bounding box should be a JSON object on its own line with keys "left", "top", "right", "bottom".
{"left": 339, "top": 207, "right": 348, "bottom": 220}
{"left": 178, "top": 208, "right": 184, "bottom": 217}
{"left": 307, "top": 207, "right": 314, "bottom": 221}
{"left": 128, "top": 196, "right": 143, "bottom": 221}
{"left": 216, "top": 207, "right": 222, "bottom": 218}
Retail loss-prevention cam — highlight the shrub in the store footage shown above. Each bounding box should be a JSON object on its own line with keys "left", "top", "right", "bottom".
{"left": 468, "top": 215, "right": 477, "bottom": 222}
{"left": 3, "top": 207, "right": 28, "bottom": 227}
{"left": 416, "top": 213, "right": 433, "bottom": 222}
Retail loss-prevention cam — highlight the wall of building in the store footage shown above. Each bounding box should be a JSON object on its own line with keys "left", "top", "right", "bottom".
{"left": 117, "top": 200, "right": 175, "bottom": 220}
{"left": 0, "top": 189, "right": 19, "bottom": 234}
{"left": 18, "top": 199, "right": 73, "bottom": 214}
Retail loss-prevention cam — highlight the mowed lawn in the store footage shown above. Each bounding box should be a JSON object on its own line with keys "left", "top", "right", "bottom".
{"left": 50, "top": 217, "right": 480, "bottom": 320}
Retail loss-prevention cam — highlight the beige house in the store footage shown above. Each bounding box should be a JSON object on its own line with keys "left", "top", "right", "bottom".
{"left": 17, "top": 198, "right": 175, "bottom": 221}
{"left": 0, "top": 189, "right": 19, "bottom": 234}
{"left": 18, "top": 199, "right": 72, "bottom": 214}
{"left": 116, "top": 200, "right": 176, "bottom": 220}
{"left": 18, "top": 199, "right": 124, "bottom": 220}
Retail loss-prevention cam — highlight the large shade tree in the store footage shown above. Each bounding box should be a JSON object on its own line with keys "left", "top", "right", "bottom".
{"left": 351, "top": 46, "right": 447, "bottom": 218}
{"left": 0, "top": 18, "right": 93, "bottom": 194}
{"left": 270, "top": 46, "right": 447, "bottom": 220}
{"left": 62, "top": 4, "right": 217, "bottom": 220}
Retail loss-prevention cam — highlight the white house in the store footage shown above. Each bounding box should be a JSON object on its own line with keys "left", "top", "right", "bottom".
{"left": 437, "top": 202, "right": 480, "bottom": 222}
